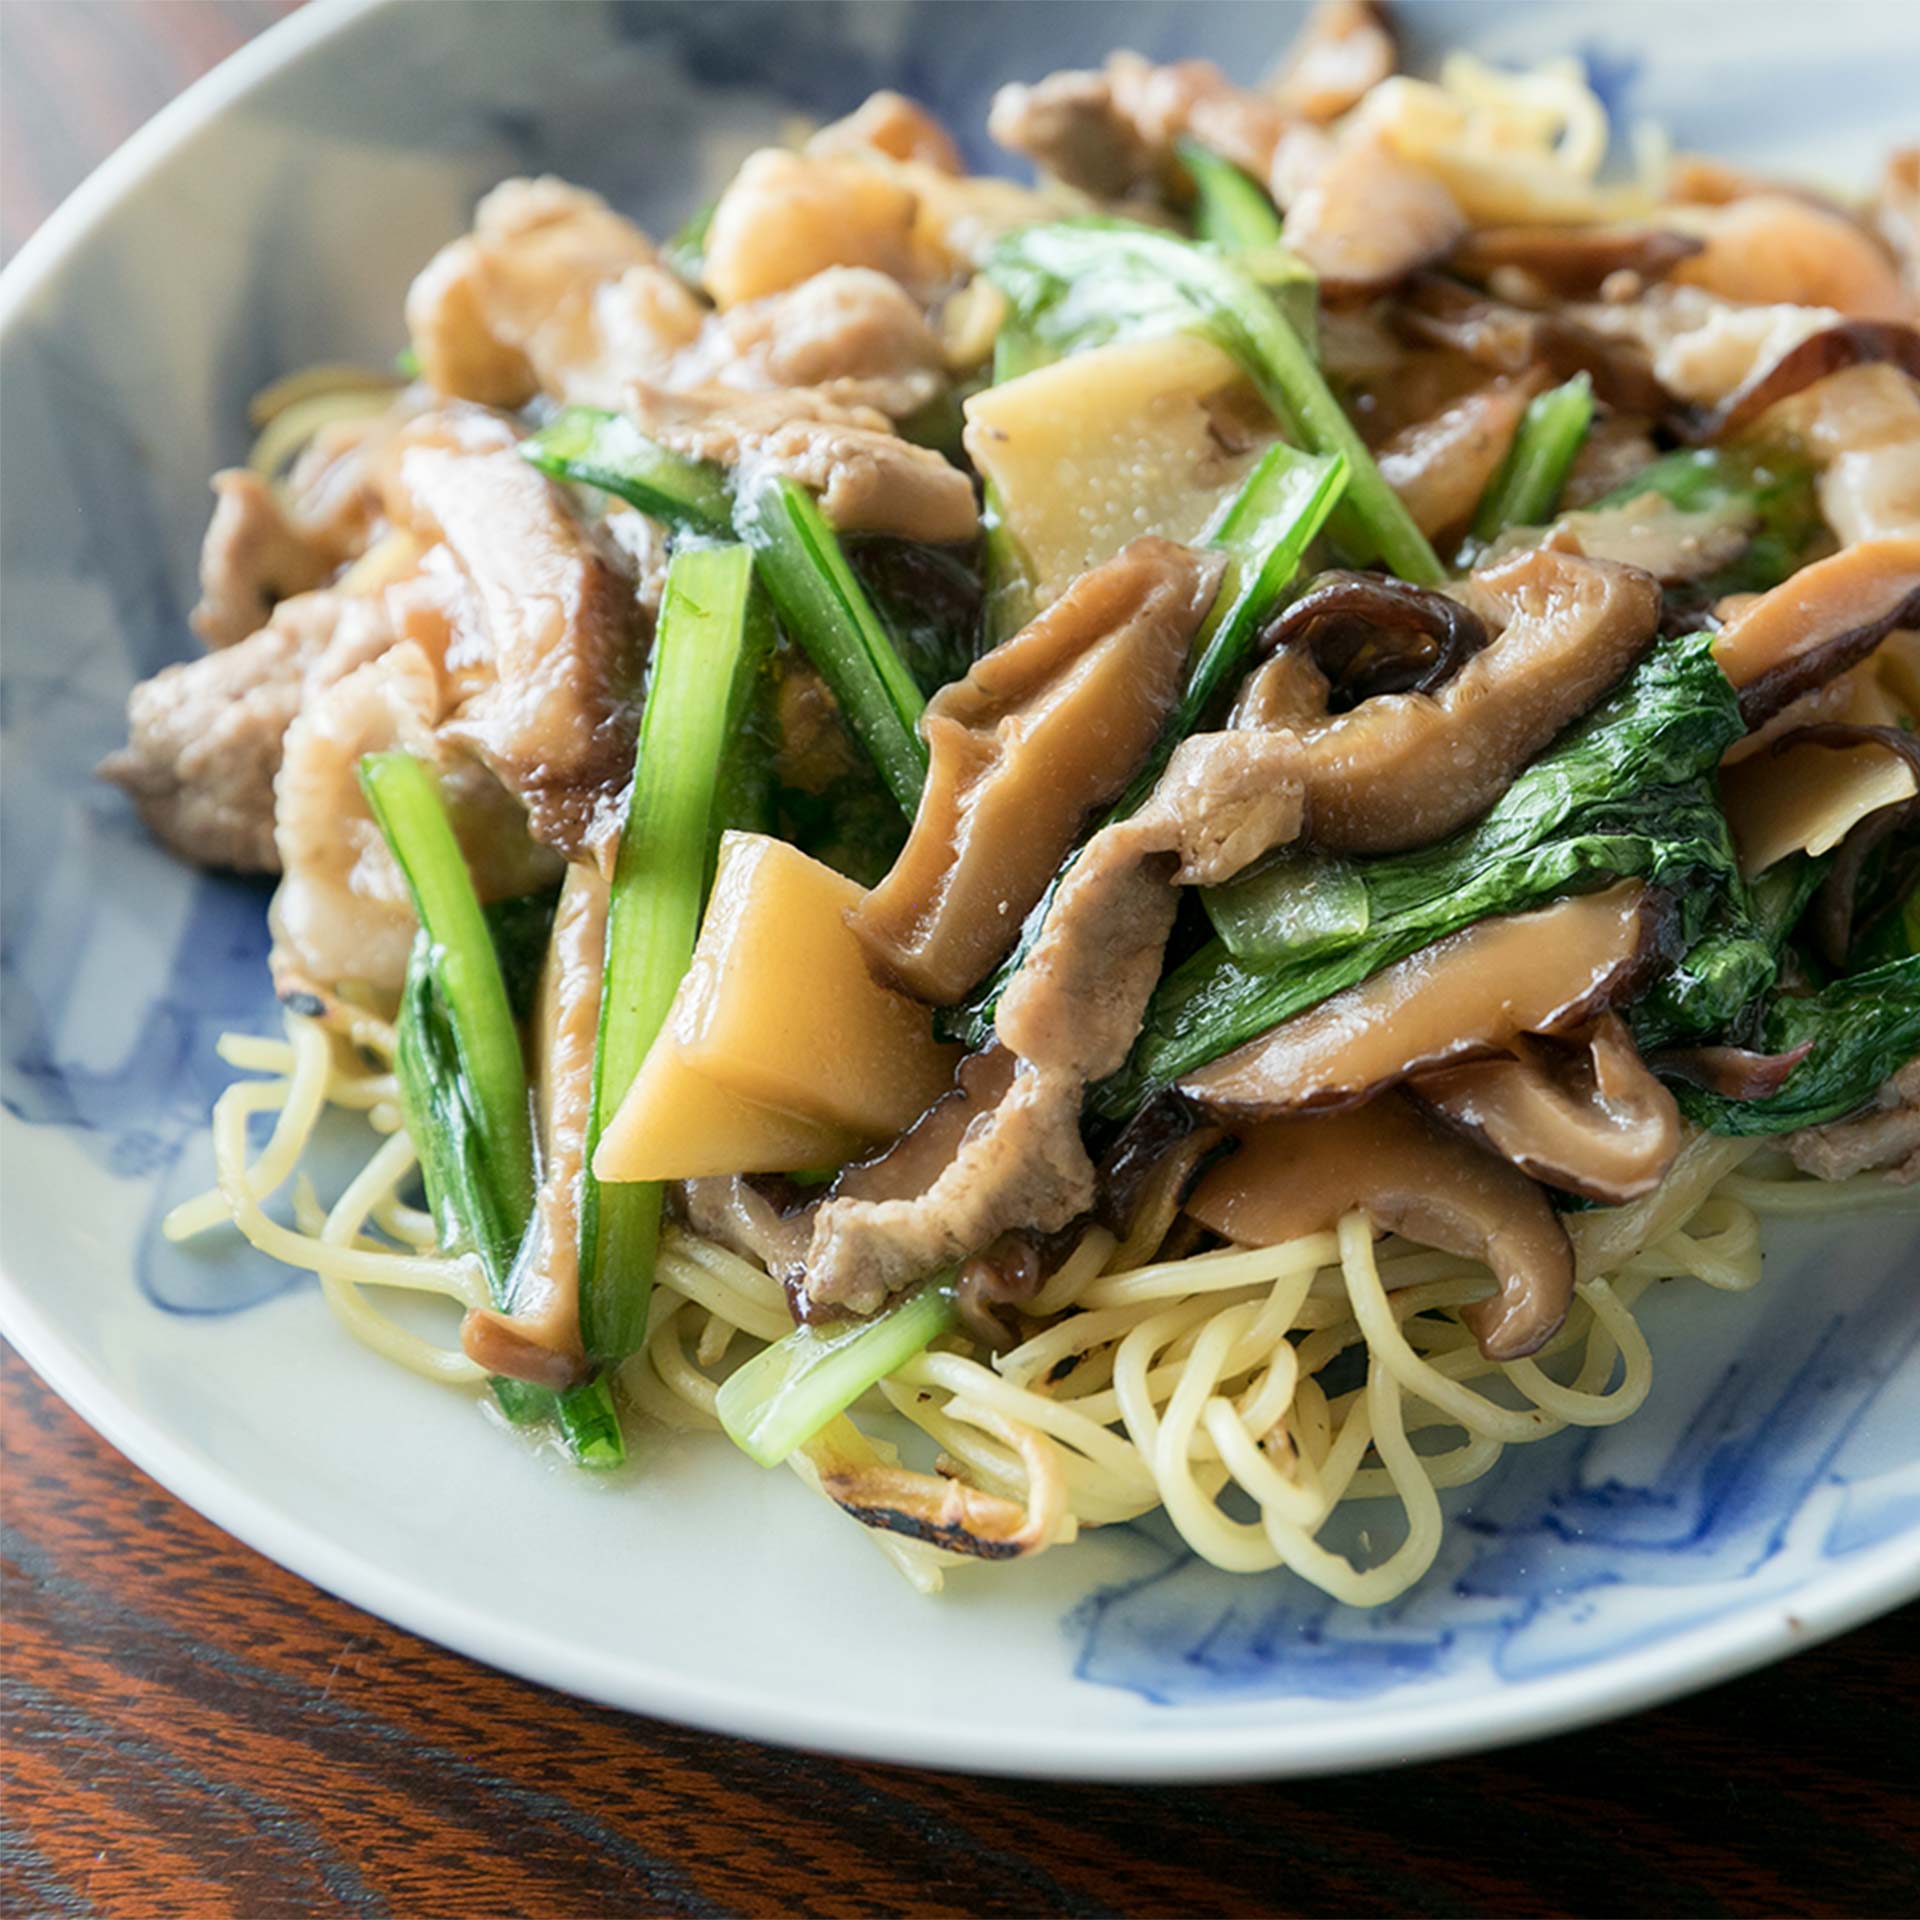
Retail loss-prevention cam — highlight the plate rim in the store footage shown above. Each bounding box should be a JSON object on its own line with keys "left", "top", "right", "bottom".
{"left": 3, "top": 0, "right": 1918, "bottom": 1783}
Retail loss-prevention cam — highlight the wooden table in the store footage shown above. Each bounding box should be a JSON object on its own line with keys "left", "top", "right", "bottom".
{"left": 3, "top": 7, "right": 1916, "bottom": 1915}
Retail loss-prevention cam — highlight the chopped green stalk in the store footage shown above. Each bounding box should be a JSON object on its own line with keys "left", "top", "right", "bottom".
{"left": 1178, "top": 137, "right": 1284, "bottom": 250}
{"left": 580, "top": 544, "right": 763, "bottom": 1364}
{"left": 717, "top": 1279, "right": 958, "bottom": 1467}
{"left": 522, "top": 406, "right": 734, "bottom": 537}
{"left": 1465, "top": 372, "right": 1594, "bottom": 553}
{"left": 394, "top": 346, "right": 422, "bottom": 379}
{"left": 665, "top": 199, "right": 716, "bottom": 286}
{"left": 492, "top": 1374, "right": 626, "bottom": 1469}
{"left": 733, "top": 475, "right": 929, "bottom": 816}
{"left": 362, "top": 753, "right": 535, "bottom": 1272}
{"left": 945, "top": 445, "right": 1348, "bottom": 1048}
{"left": 983, "top": 220, "right": 1442, "bottom": 583}
{"left": 550, "top": 1373, "right": 626, "bottom": 1467}
{"left": 980, "top": 480, "right": 1039, "bottom": 648}
{"left": 1236, "top": 243, "right": 1321, "bottom": 360}
{"left": 1205, "top": 846, "right": 1373, "bottom": 964}
{"left": 369, "top": 763, "right": 622, "bottom": 1468}
{"left": 1177, "top": 446, "right": 1347, "bottom": 765}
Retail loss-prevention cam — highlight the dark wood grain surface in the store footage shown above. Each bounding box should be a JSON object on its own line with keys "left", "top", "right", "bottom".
{"left": 2, "top": 7, "right": 1917, "bottom": 1917}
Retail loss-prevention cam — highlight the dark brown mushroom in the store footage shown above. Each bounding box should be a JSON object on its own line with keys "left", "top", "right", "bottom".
{"left": 1394, "top": 273, "right": 1674, "bottom": 418}
{"left": 1681, "top": 320, "right": 1920, "bottom": 444}
{"left": 1180, "top": 882, "right": 1673, "bottom": 1117}
{"left": 1255, "top": 570, "right": 1492, "bottom": 710}
{"left": 1229, "top": 544, "right": 1662, "bottom": 852}
{"left": 680, "top": 1174, "right": 815, "bottom": 1281}
{"left": 1280, "top": 137, "right": 1467, "bottom": 297}
{"left": 1450, "top": 225, "right": 1705, "bottom": 302}
{"left": 1650, "top": 1040, "right": 1815, "bottom": 1101}
{"left": 1375, "top": 374, "right": 1547, "bottom": 542}
{"left": 953, "top": 1226, "right": 1091, "bottom": 1349}
{"left": 1185, "top": 1091, "right": 1576, "bottom": 1360}
{"left": 1410, "top": 1012, "right": 1682, "bottom": 1204}
{"left": 1711, "top": 536, "right": 1920, "bottom": 727}
{"left": 1095, "top": 1096, "right": 1225, "bottom": 1237}
{"left": 852, "top": 538, "right": 1223, "bottom": 1004}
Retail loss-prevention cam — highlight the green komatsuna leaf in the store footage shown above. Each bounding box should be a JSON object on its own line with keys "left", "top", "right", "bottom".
{"left": 1673, "top": 956, "right": 1920, "bottom": 1134}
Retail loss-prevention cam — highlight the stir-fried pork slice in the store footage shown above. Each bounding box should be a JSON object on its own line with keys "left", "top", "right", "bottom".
{"left": 1487, "top": 488, "right": 1757, "bottom": 585}
{"left": 1375, "top": 374, "right": 1544, "bottom": 542}
{"left": 462, "top": 865, "right": 604, "bottom": 1389}
{"left": 1785, "top": 1057, "right": 1920, "bottom": 1184}
{"left": 1665, "top": 194, "right": 1910, "bottom": 322}
{"left": 853, "top": 540, "right": 1222, "bottom": 1003}
{"left": 191, "top": 470, "right": 343, "bottom": 650}
{"left": 1266, "top": 0, "right": 1395, "bottom": 125}
{"left": 627, "top": 385, "right": 978, "bottom": 541}
{"left": 1570, "top": 303, "right": 1920, "bottom": 539}
{"left": 1278, "top": 135, "right": 1466, "bottom": 295}
{"left": 1569, "top": 284, "right": 1841, "bottom": 409}
{"left": 102, "top": 591, "right": 387, "bottom": 872}
{"left": 804, "top": 1048, "right": 1096, "bottom": 1316}
{"left": 406, "top": 177, "right": 699, "bottom": 408}
{"left": 381, "top": 411, "right": 649, "bottom": 860}
{"left": 1675, "top": 322, "right": 1920, "bottom": 446}
{"left": 988, "top": 51, "right": 1285, "bottom": 199}
{"left": 1186, "top": 1092, "right": 1576, "bottom": 1360}
{"left": 807, "top": 91, "right": 964, "bottom": 174}
{"left": 669, "top": 267, "right": 949, "bottom": 420}
{"left": 269, "top": 639, "right": 560, "bottom": 1005}
{"left": 702, "top": 145, "right": 1073, "bottom": 308}
{"left": 1711, "top": 534, "right": 1920, "bottom": 726}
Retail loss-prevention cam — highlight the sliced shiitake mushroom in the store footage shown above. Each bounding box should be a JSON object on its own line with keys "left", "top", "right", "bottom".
{"left": 1650, "top": 1040, "right": 1814, "bottom": 1101}
{"left": 1228, "top": 545, "right": 1661, "bottom": 852}
{"left": 853, "top": 538, "right": 1222, "bottom": 1004}
{"left": 1280, "top": 136, "right": 1467, "bottom": 296}
{"left": 1450, "top": 225, "right": 1704, "bottom": 302}
{"left": 1179, "top": 882, "right": 1672, "bottom": 1116}
{"left": 1681, "top": 319, "right": 1920, "bottom": 443}
{"left": 1185, "top": 1090, "right": 1576, "bottom": 1360}
{"left": 1394, "top": 273, "right": 1674, "bottom": 418}
{"left": 1375, "top": 374, "right": 1547, "bottom": 542}
{"left": 1410, "top": 1012, "right": 1682, "bottom": 1204}
{"left": 1253, "top": 570, "right": 1491, "bottom": 710}
{"left": 1711, "top": 535, "right": 1920, "bottom": 727}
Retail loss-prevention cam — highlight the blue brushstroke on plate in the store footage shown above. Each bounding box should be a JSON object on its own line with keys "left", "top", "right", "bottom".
{"left": 3, "top": 0, "right": 1916, "bottom": 1715}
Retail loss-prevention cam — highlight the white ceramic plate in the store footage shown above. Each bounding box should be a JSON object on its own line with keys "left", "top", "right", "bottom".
{"left": 3, "top": 0, "right": 1917, "bottom": 1780}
